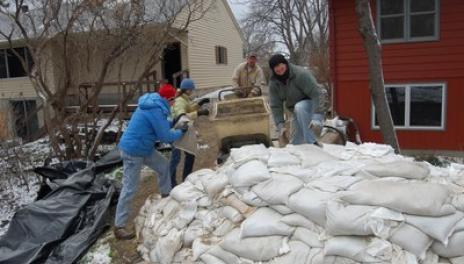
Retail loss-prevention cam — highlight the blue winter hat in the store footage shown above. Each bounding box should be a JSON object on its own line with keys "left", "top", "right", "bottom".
{"left": 180, "top": 78, "right": 195, "bottom": 90}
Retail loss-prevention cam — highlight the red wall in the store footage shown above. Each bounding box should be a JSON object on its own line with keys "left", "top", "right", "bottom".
{"left": 330, "top": 0, "right": 464, "bottom": 151}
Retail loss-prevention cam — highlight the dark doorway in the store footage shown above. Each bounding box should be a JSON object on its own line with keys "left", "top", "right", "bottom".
{"left": 10, "top": 100, "right": 39, "bottom": 141}
{"left": 163, "top": 42, "right": 182, "bottom": 87}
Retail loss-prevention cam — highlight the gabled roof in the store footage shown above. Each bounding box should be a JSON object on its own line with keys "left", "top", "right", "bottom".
{"left": 220, "top": 0, "right": 245, "bottom": 42}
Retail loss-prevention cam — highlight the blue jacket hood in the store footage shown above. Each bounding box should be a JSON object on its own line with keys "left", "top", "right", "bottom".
{"left": 138, "top": 93, "right": 170, "bottom": 115}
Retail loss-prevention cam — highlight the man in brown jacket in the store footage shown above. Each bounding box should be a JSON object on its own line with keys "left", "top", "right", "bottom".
{"left": 231, "top": 52, "right": 265, "bottom": 97}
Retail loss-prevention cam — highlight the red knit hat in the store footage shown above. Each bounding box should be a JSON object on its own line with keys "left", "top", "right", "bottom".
{"left": 159, "top": 83, "right": 176, "bottom": 100}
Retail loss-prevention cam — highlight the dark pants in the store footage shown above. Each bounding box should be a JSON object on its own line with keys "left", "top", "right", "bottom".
{"left": 169, "top": 148, "right": 195, "bottom": 187}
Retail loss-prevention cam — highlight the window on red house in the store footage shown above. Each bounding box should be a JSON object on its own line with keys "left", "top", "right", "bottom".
{"left": 378, "top": 0, "right": 439, "bottom": 42}
{"left": 373, "top": 83, "right": 445, "bottom": 129}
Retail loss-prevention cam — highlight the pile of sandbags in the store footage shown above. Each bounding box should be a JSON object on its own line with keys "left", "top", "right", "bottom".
{"left": 135, "top": 143, "right": 464, "bottom": 264}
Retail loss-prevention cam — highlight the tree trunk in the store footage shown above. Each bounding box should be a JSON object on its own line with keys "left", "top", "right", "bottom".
{"left": 355, "top": 0, "right": 400, "bottom": 154}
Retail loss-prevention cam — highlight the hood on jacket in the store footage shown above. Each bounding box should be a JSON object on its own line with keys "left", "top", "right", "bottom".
{"left": 138, "top": 93, "right": 170, "bottom": 115}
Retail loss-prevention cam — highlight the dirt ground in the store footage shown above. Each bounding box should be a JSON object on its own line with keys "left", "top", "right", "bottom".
{"left": 108, "top": 115, "right": 220, "bottom": 263}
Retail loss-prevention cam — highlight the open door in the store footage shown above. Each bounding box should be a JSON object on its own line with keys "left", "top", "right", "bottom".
{"left": 163, "top": 42, "right": 182, "bottom": 86}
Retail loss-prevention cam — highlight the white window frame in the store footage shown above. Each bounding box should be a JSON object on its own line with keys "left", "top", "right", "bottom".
{"left": 371, "top": 83, "right": 447, "bottom": 130}
{"left": 0, "top": 47, "right": 31, "bottom": 79}
{"left": 377, "top": 0, "right": 440, "bottom": 43}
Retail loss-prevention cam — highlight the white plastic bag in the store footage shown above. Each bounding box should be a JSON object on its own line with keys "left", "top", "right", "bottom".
{"left": 170, "top": 181, "right": 205, "bottom": 202}
{"left": 222, "top": 206, "right": 244, "bottom": 224}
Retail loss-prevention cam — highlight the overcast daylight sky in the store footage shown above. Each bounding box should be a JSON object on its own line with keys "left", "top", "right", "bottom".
{"left": 227, "top": 0, "right": 248, "bottom": 21}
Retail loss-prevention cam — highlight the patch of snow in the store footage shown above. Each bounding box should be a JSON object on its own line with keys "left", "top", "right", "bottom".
{"left": 80, "top": 233, "right": 112, "bottom": 264}
{"left": 0, "top": 174, "right": 39, "bottom": 236}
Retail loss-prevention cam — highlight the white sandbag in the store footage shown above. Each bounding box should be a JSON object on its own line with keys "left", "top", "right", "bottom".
{"left": 292, "top": 227, "right": 323, "bottom": 248}
{"left": 183, "top": 220, "right": 205, "bottom": 247}
{"left": 270, "top": 205, "right": 294, "bottom": 215}
{"left": 341, "top": 180, "right": 456, "bottom": 216}
{"left": 286, "top": 144, "right": 339, "bottom": 168}
{"left": 361, "top": 160, "right": 430, "bottom": 179}
{"left": 173, "top": 201, "right": 198, "bottom": 229}
{"left": 162, "top": 198, "right": 181, "bottom": 219}
{"left": 207, "top": 245, "right": 241, "bottom": 264}
{"left": 287, "top": 188, "right": 334, "bottom": 226}
{"left": 223, "top": 193, "right": 254, "bottom": 215}
{"left": 326, "top": 201, "right": 375, "bottom": 236}
{"left": 219, "top": 228, "right": 288, "bottom": 261}
{"left": 432, "top": 231, "right": 464, "bottom": 258}
{"left": 186, "top": 168, "right": 215, "bottom": 185}
{"left": 390, "top": 223, "right": 433, "bottom": 259}
{"left": 213, "top": 219, "right": 236, "bottom": 237}
{"left": 251, "top": 173, "right": 303, "bottom": 205}
{"left": 270, "top": 166, "right": 315, "bottom": 182}
{"left": 451, "top": 194, "right": 464, "bottom": 211}
{"left": 240, "top": 207, "right": 294, "bottom": 238}
{"left": 368, "top": 207, "right": 404, "bottom": 239}
{"left": 152, "top": 228, "right": 183, "bottom": 264}
{"left": 170, "top": 180, "right": 205, "bottom": 202}
{"left": 269, "top": 241, "right": 310, "bottom": 264}
{"left": 280, "top": 213, "right": 321, "bottom": 232}
{"left": 192, "top": 237, "right": 221, "bottom": 260}
{"left": 454, "top": 218, "right": 464, "bottom": 232}
{"left": 230, "top": 144, "right": 270, "bottom": 164}
{"left": 307, "top": 246, "right": 361, "bottom": 264}
{"left": 200, "top": 253, "right": 226, "bottom": 264}
{"left": 324, "top": 236, "right": 392, "bottom": 263}
{"left": 390, "top": 244, "right": 419, "bottom": 264}
{"left": 267, "top": 147, "right": 301, "bottom": 168}
{"left": 451, "top": 256, "right": 464, "bottom": 264}
{"left": 239, "top": 190, "right": 268, "bottom": 207}
{"left": 222, "top": 206, "right": 243, "bottom": 224}
{"left": 405, "top": 211, "right": 464, "bottom": 244}
{"left": 307, "top": 176, "right": 363, "bottom": 193}
{"left": 172, "top": 248, "right": 195, "bottom": 264}
{"left": 229, "top": 160, "right": 270, "bottom": 187}
{"left": 201, "top": 172, "right": 229, "bottom": 198}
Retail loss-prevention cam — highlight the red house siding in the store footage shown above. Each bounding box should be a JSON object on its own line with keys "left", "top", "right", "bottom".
{"left": 330, "top": 0, "right": 464, "bottom": 151}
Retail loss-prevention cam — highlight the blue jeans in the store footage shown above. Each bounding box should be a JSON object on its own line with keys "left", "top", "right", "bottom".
{"left": 291, "top": 99, "right": 324, "bottom": 144}
{"left": 115, "top": 150, "right": 172, "bottom": 227}
{"left": 169, "top": 148, "right": 195, "bottom": 187}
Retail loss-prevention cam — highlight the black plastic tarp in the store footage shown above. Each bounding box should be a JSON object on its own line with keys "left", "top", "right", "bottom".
{"left": 0, "top": 149, "right": 122, "bottom": 264}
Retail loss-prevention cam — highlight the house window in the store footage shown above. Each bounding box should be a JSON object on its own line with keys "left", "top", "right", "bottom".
{"left": 372, "top": 83, "right": 445, "bottom": 130}
{"left": 0, "top": 47, "right": 32, "bottom": 79}
{"left": 215, "top": 46, "right": 228, "bottom": 64}
{"left": 378, "top": 0, "right": 439, "bottom": 43}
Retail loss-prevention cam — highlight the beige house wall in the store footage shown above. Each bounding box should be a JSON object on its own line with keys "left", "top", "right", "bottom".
{"left": 185, "top": 0, "right": 244, "bottom": 89}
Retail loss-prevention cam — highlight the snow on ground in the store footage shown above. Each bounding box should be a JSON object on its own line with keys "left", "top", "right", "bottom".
{"left": 0, "top": 174, "right": 39, "bottom": 236}
{"left": 79, "top": 232, "right": 112, "bottom": 264}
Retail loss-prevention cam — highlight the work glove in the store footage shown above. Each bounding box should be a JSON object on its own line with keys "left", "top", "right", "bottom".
{"left": 198, "top": 98, "right": 210, "bottom": 106}
{"left": 309, "top": 119, "right": 323, "bottom": 138}
{"left": 277, "top": 123, "right": 289, "bottom": 147}
{"left": 172, "top": 113, "right": 186, "bottom": 127}
{"left": 197, "top": 108, "right": 210, "bottom": 116}
{"left": 177, "top": 122, "right": 189, "bottom": 134}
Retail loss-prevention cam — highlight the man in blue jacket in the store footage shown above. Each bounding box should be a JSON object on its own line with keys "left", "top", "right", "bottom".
{"left": 114, "top": 92, "right": 186, "bottom": 240}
